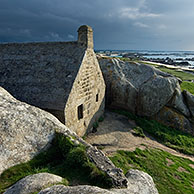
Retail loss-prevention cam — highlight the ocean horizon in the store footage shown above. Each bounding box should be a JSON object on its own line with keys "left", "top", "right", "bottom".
{"left": 96, "top": 50, "right": 194, "bottom": 66}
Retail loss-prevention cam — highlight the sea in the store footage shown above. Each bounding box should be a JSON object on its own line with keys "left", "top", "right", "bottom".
{"left": 139, "top": 50, "right": 194, "bottom": 66}
{"left": 96, "top": 50, "right": 194, "bottom": 67}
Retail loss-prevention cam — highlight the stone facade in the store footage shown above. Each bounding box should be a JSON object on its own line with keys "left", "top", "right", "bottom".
{"left": 65, "top": 48, "right": 105, "bottom": 136}
{"left": 0, "top": 25, "right": 105, "bottom": 136}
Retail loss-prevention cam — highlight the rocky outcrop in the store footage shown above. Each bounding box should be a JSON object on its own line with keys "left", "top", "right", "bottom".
{"left": 168, "top": 87, "right": 190, "bottom": 117}
{"left": 38, "top": 185, "right": 112, "bottom": 194}
{"left": 0, "top": 86, "right": 127, "bottom": 188}
{"left": 0, "top": 86, "right": 64, "bottom": 174}
{"left": 183, "top": 90, "right": 194, "bottom": 117}
{"left": 56, "top": 129, "right": 128, "bottom": 189}
{"left": 38, "top": 170, "right": 158, "bottom": 194}
{"left": 124, "top": 169, "right": 158, "bottom": 194}
{"left": 86, "top": 146, "right": 128, "bottom": 188}
{"left": 137, "top": 76, "right": 178, "bottom": 116}
{"left": 98, "top": 57, "right": 177, "bottom": 116}
{"left": 154, "top": 106, "right": 193, "bottom": 134}
{"left": 4, "top": 173, "right": 63, "bottom": 194}
{"left": 98, "top": 57, "right": 194, "bottom": 134}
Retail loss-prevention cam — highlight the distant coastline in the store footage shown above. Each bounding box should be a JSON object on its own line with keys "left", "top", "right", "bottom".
{"left": 96, "top": 50, "right": 194, "bottom": 68}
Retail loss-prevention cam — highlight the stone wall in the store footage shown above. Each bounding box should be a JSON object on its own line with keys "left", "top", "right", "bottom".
{"left": 65, "top": 48, "right": 105, "bottom": 136}
{"left": 0, "top": 25, "right": 105, "bottom": 136}
{"left": 0, "top": 41, "right": 84, "bottom": 113}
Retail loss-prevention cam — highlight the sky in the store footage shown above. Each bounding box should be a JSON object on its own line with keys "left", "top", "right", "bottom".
{"left": 0, "top": 0, "right": 194, "bottom": 51}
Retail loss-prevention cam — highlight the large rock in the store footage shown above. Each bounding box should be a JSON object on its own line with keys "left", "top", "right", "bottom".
{"left": 38, "top": 185, "right": 112, "bottom": 194}
{"left": 57, "top": 130, "right": 128, "bottom": 189}
{"left": 183, "top": 90, "right": 194, "bottom": 117}
{"left": 38, "top": 170, "right": 158, "bottom": 194}
{"left": 0, "top": 86, "right": 67, "bottom": 174}
{"left": 124, "top": 169, "right": 159, "bottom": 194}
{"left": 168, "top": 87, "right": 190, "bottom": 117}
{"left": 98, "top": 58, "right": 140, "bottom": 113}
{"left": 137, "top": 76, "right": 178, "bottom": 116}
{"left": 98, "top": 57, "right": 193, "bottom": 132}
{"left": 4, "top": 173, "right": 63, "bottom": 194}
{"left": 0, "top": 87, "right": 127, "bottom": 188}
{"left": 154, "top": 106, "right": 193, "bottom": 135}
{"left": 86, "top": 146, "right": 128, "bottom": 188}
{"left": 98, "top": 57, "right": 178, "bottom": 116}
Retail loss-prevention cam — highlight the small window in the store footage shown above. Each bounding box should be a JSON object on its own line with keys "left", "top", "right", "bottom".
{"left": 96, "top": 94, "right": 99, "bottom": 102}
{"left": 78, "top": 104, "right": 83, "bottom": 120}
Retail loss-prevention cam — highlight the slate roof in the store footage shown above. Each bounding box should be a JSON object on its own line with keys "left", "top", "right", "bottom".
{"left": 0, "top": 41, "right": 85, "bottom": 110}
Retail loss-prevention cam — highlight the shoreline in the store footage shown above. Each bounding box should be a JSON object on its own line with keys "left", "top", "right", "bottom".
{"left": 141, "top": 60, "right": 194, "bottom": 75}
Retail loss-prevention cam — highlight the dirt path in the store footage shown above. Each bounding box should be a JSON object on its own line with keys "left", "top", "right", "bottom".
{"left": 85, "top": 111, "right": 194, "bottom": 161}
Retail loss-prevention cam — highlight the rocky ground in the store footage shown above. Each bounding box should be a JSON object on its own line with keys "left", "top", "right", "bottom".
{"left": 1, "top": 87, "right": 159, "bottom": 194}
{"left": 86, "top": 110, "right": 194, "bottom": 162}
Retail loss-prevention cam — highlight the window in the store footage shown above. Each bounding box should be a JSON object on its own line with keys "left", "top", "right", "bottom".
{"left": 78, "top": 104, "right": 83, "bottom": 120}
{"left": 96, "top": 94, "right": 99, "bottom": 102}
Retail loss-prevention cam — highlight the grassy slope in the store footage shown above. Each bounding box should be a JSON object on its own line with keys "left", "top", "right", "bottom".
{"left": 110, "top": 148, "right": 194, "bottom": 194}
{"left": 181, "top": 81, "right": 194, "bottom": 95}
{"left": 111, "top": 110, "right": 194, "bottom": 193}
{"left": 114, "top": 110, "right": 194, "bottom": 155}
{"left": 156, "top": 66, "right": 194, "bottom": 81}
{"left": 112, "top": 59, "right": 194, "bottom": 193}
{"left": 140, "top": 61, "right": 194, "bottom": 95}
{"left": 0, "top": 133, "right": 111, "bottom": 193}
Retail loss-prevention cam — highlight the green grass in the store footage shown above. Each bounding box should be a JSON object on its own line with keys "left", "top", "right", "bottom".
{"left": 132, "top": 126, "right": 145, "bottom": 138}
{"left": 130, "top": 60, "right": 194, "bottom": 94}
{"left": 113, "top": 110, "right": 194, "bottom": 155}
{"left": 110, "top": 148, "right": 194, "bottom": 194}
{"left": 140, "top": 61, "right": 194, "bottom": 81}
{"left": 157, "top": 67, "right": 194, "bottom": 81}
{"left": 113, "top": 58, "right": 194, "bottom": 81}
{"left": 181, "top": 81, "right": 194, "bottom": 95}
{"left": 0, "top": 133, "right": 112, "bottom": 193}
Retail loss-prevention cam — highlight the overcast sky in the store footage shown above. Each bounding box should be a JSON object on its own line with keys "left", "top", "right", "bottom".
{"left": 0, "top": 0, "right": 194, "bottom": 51}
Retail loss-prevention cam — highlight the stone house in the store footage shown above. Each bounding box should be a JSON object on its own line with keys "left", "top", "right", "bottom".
{"left": 0, "top": 25, "right": 105, "bottom": 136}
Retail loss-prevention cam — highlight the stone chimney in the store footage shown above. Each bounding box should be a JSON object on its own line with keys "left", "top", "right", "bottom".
{"left": 78, "top": 25, "right": 93, "bottom": 49}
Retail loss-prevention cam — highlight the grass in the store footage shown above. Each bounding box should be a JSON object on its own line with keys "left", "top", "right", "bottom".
{"left": 181, "top": 81, "right": 194, "bottom": 95}
{"left": 139, "top": 61, "right": 194, "bottom": 95}
{"left": 0, "top": 133, "right": 112, "bottom": 193}
{"left": 140, "top": 61, "right": 194, "bottom": 81}
{"left": 113, "top": 110, "right": 194, "bottom": 155}
{"left": 132, "top": 126, "right": 145, "bottom": 138}
{"left": 157, "top": 67, "right": 194, "bottom": 81}
{"left": 92, "top": 116, "right": 105, "bottom": 132}
{"left": 110, "top": 148, "right": 194, "bottom": 194}
{"left": 113, "top": 58, "right": 194, "bottom": 82}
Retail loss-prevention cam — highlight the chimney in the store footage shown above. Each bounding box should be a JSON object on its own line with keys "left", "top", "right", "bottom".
{"left": 78, "top": 25, "right": 93, "bottom": 49}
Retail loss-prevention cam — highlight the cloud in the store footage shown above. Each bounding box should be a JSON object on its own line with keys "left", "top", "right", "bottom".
{"left": 0, "top": 0, "right": 194, "bottom": 50}
{"left": 134, "top": 22, "right": 149, "bottom": 28}
{"left": 68, "top": 34, "right": 74, "bottom": 39}
{"left": 157, "top": 24, "right": 167, "bottom": 30}
{"left": 119, "top": 7, "right": 161, "bottom": 19}
{"left": 49, "top": 32, "right": 63, "bottom": 41}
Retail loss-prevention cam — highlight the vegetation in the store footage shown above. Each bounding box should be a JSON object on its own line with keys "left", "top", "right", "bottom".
{"left": 157, "top": 67, "right": 194, "bottom": 81}
{"left": 98, "top": 116, "right": 104, "bottom": 122}
{"left": 181, "top": 81, "right": 194, "bottom": 95}
{"left": 132, "top": 126, "right": 145, "bottom": 138}
{"left": 92, "top": 116, "right": 104, "bottom": 132}
{"left": 110, "top": 148, "right": 194, "bottom": 194}
{"left": 126, "top": 60, "right": 194, "bottom": 95}
{"left": 140, "top": 61, "right": 194, "bottom": 81}
{"left": 0, "top": 133, "right": 112, "bottom": 193}
{"left": 92, "top": 121, "right": 99, "bottom": 132}
{"left": 118, "top": 57, "right": 137, "bottom": 62}
{"left": 113, "top": 110, "right": 194, "bottom": 155}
